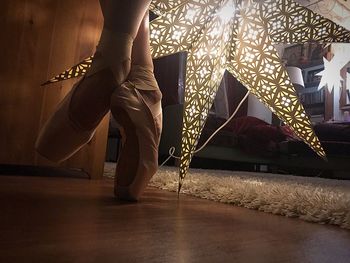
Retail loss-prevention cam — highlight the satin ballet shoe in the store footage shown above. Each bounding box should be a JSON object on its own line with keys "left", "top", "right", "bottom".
{"left": 35, "top": 29, "right": 133, "bottom": 163}
{"left": 111, "top": 65, "right": 162, "bottom": 201}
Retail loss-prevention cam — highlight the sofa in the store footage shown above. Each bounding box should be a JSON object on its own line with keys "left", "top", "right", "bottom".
{"left": 159, "top": 104, "right": 350, "bottom": 179}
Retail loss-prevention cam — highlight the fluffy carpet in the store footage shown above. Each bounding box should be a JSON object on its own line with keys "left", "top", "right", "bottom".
{"left": 104, "top": 163, "right": 350, "bottom": 229}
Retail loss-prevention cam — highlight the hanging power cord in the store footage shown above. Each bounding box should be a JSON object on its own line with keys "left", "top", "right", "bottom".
{"left": 160, "top": 90, "right": 251, "bottom": 167}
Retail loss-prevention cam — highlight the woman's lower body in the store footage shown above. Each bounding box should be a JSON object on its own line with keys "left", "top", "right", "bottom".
{"left": 35, "top": 0, "right": 162, "bottom": 201}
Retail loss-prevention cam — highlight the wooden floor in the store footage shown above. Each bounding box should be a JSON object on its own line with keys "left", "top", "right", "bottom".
{"left": 0, "top": 174, "right": 350, "bottom": 263}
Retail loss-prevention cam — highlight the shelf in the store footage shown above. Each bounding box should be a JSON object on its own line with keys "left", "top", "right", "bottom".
{"left": 303, "top": 102, "right": 324, "bottom": 108}
{"left": 299, "top": 64, "right": 327, "bottom": 122}
{"left": 303, "top": 82, "right": 322, "bottom": 90}
{"left": 341, "top": 105, "right": 350, "bottom": 110}
{"left": 300, "top": 86, "right": 322, "bottom": 93}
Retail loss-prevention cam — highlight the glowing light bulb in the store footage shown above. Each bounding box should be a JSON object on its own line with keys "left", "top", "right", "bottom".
{"left": 217, "top": 0, "right": 236, "bottom": 24}
{"left": 185, "top": 9, "right": 197, "bottom": 21}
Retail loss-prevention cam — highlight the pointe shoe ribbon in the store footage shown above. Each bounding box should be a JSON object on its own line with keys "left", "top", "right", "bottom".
{"left": 35, "top": 29, "right": 134, "bottom": 163}
{"left": 127, "top": 65, "right": 162, "bottom": 120}
{"left": 87, "top": 29, "right": 133, "bottom": 85}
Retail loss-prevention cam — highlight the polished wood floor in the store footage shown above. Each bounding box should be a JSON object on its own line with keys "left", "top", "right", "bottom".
{"left": 0, "top": 174, "right": 350, "bottom": 263}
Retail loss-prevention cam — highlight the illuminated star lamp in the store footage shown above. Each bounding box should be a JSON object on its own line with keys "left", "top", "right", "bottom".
{"left": 316, "top": 44, "right": 350, "bottom": 121}
{"left": 316, "top": 44, "right": 350, "bottom": 92}
{"left": 43, "top": 0, "right": 350, "bottom": 193}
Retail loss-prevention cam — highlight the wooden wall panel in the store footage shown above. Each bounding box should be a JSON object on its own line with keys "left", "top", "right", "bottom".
{"left": 0, "top": 0, "right": 108, "bottom": 179}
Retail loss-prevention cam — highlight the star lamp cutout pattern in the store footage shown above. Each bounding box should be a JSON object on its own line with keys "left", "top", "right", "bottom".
{"left": 43, "top": 0, "right": 350, "bottom": 192}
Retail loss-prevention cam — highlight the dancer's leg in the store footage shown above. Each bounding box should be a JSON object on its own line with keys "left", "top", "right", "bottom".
{"left": 112, "top": 11, "right": 162, "bottom": 200}
{"left": 130, "top": 11, "right": 154, "bottom": 67}
{"left": 100, "top": 0, "right": 152, "bottom": 38}
{"left": 35, "top": 0, "right": 152, "bottom": 162}
{"left": 69, "top": 0, "right": 153, "bottom": 128}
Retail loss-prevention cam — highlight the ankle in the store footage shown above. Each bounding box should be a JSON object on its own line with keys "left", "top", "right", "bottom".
{"left": 97, "top": 28, "right": 134, "bottom": 58}
{"left": 86, "top": 28, "right": 133, "bottom": 84}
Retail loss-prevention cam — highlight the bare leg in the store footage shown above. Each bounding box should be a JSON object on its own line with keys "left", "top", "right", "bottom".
{"left": 131, "top": 11, "right": 154, "bottom": 68}
{"left": 100, "top": 0, "right": 152, "bottom": 39}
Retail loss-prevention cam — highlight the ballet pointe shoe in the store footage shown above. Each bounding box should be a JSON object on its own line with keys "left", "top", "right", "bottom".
{"left": 111, "top": 65, "right": 162, "bottom": 201}
{"left": 35, "top": 29, "right": 133, "bottom": 163}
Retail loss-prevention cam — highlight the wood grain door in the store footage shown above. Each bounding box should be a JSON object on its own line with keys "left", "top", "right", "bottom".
{"left": 0, "top": 0, "right": 108, "bottom": 179}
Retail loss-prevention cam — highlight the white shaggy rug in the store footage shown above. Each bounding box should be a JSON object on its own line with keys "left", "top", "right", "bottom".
{"left": 104, "top": 163, "right": 350, "bottom": 229}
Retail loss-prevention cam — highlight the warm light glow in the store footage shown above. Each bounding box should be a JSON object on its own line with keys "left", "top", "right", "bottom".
{"left": 43, "top": 0, "right": 350, "bottom": 192}
{"left": 149, "top": 0, "right": 349, "bottom": 191}
{"left": 317, "top": 57, "right": 343, "bottom": 92}
{"left": 185, "top": 8, "right": 198, "bottom": 21}
{"left": 217, "top": 0, "right": 236, "bottom": 24}
{"left": 317, "top": 44, "right": 350, "bottom": 93}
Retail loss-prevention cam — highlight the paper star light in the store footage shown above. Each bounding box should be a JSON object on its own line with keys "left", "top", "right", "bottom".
{"left": 317, "top": 56, "right": 343, "bottom": 93}
{"left": 41, "top": 56, "right": 93, "bottom": 86}
{"left": 43, "top": 0, "right": 350, "bottom": 192}
{"left": 317, "top": 44, "right": 350, "bottom": 93}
